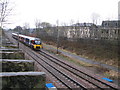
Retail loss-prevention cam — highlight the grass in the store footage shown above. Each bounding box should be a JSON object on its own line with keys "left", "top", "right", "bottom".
{"left": 104, "top": 70, "right": 119, "bottom": 78}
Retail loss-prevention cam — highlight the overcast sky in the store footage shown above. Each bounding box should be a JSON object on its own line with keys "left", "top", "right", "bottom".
{"left": 6, "top": 0, "right": 120, "bottom": 29}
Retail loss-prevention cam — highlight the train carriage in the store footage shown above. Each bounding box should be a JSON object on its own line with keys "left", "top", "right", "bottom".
{"left": 12, "top": 33, "right": 43, "bottom": 50}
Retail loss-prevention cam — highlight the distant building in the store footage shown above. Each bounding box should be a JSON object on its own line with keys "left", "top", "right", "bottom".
{"left": 100, "top": 20, "right": 119, "bottom": 39}
{"left": 66, "top": 23, "right": 97, "bottom": 39}
{"left": 102, "top": 20, "right": 120, "bottom": 28}
{"left": 118, "top": 1, "right": 120, "bottom": 20}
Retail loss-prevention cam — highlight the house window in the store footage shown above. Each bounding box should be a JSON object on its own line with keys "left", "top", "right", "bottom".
{"left": 115, "top": 23, "right": 118, "bottom": 27}
{"left": 106, "top": 30, "right": 108, "bottom": 33}
{"left": 114, "top": 30, "right": 117, "bottom": 34}
{"left": 104, "top": 23, "right": 107, "bottom": 26}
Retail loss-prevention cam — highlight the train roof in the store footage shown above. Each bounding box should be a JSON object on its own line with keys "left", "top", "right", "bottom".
{"left": 12, "top": 33, "right": 40, "bottom": 41}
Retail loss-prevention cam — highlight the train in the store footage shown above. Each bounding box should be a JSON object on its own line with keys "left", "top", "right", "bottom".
{"left": 12, "top": 33, "right": 43, "bottom": 50}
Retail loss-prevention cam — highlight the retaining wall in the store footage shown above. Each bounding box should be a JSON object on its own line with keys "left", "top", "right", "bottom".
{"left": 1, "top": 59, "right": 34, "bottom": 72}
{"left": 1, "top": 72, "right": 46, "bottom": 89}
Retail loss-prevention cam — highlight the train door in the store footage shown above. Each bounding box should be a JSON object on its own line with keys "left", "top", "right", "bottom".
{"left": 25, "top": 38, "right": 29, "bottom": 45}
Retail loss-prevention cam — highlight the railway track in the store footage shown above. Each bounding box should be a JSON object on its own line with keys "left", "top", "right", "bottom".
{"left": 6, "top": 32, "right": 119, "bottom": 90}
{"left": 21, "top": 44, "right": 88, "bottom": 89}
{"left": 39, "top": 50, "right": 119, "bottom": 89}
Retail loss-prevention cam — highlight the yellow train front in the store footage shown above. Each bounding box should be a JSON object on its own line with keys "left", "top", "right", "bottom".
{"left": 30, "top": 39, "right": 43, "bottom": 50}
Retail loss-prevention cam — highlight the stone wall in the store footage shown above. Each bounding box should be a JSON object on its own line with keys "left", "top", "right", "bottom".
{"left": 1, "top": 59, "right": 34, "bottom": 72}
{"left": 1, "top": 51, "right": 25, "bottom": 59}
{"left": 1, "top": 72, "right": 46, "bottom": 89}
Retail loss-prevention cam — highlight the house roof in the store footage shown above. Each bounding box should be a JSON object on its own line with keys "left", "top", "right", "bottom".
{"left": 102, "top": 20, "right": 120, "bottom": 28}
{"left": 72, "top": 23, "right": 95, "bottom": 27}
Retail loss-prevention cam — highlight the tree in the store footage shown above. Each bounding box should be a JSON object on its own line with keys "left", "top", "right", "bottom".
{"left": 35, "top": 19, "right": 41, "bottom": 29}
{"left": 69, "top": 19, "right": 76, "bottom": 38}
{"left": 91, "top": 12, "right": 100, "bottom": 25}
{"left": 22, "top": 22, "right": 30, "bottom": 35}
{"left": 41, "top": 22, "right": 52, "bottom": 28}
{"left": 13, "top": 26, "right": 22, "bottom": 33}
{"left": 61, "top": 22, "right": 68, "bottom": 38}
{"left": 0, "top": 0, "right": 13, "bottom": 28}
{"left": 40, "top": 22, "right": 52, "bottom": 35}
{"left": 34, "top": 19, "right": 41, "bottom": 37}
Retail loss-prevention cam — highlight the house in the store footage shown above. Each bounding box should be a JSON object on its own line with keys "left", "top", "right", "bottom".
{"left": 100, "top": 20, "right": 120, "bottom": 39}
{"left": 66, "top": 23, "right": 97, "bottom": 39}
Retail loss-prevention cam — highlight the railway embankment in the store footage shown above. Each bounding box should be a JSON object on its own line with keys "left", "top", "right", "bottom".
{"left": 0, "top": 31, "right": 46, "bottom": 89}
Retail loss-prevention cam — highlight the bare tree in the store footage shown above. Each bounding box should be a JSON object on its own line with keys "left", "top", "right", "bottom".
{"left": 91, "top": 12, "right": 100, "bottom": 25}
{"left": 35, "top": 19, "right": 41, "bottom": 29}
{"left": 35, "top": 19, "right": 41, "bottom": 37}
{"left": 23, "top": 22, "right": 30, "bottom": 29}
{"left": 70, "top": 19, "right": 76, "bottom": 38}
{"left": 61, "top": 22, "right": 68, "bottom": 38}
{"left": 22, "top": 22, "right": 30, "bottom": 35}
{"left": 0, "top": 0, "right": 13, "bottom": 28}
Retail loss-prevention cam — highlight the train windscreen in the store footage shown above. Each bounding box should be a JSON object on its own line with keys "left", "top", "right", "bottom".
{"left": 35, "top": 41, "right": 41, "bottom": 45}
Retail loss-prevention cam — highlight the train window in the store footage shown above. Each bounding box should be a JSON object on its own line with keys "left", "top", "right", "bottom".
{"left": 21, "top": 37, "right": 22, "bottom": 39}
{"left": 26, "top": 38, "right": 29, "bottom": 42}
{"left": 35, "top": 41, "right": 41, "bottom": 45}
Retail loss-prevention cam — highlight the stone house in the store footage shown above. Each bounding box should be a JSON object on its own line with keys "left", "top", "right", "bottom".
{"left": 64, "top": 23, "right": 97, "bottom": 39}
{"left": 100, "top": 20, "right": 120, "bottom": 40}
